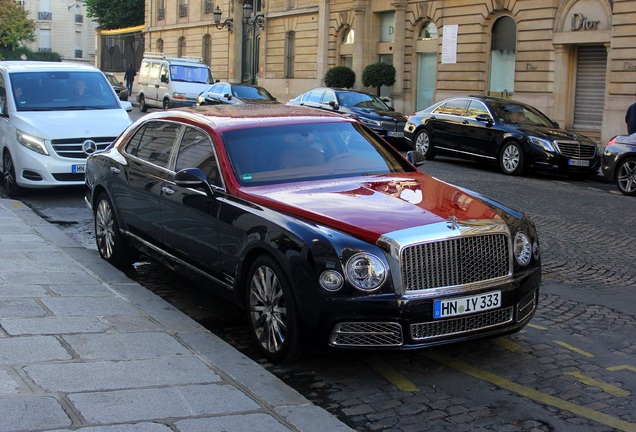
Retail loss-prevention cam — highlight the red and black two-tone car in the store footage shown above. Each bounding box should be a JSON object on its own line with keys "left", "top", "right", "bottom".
{"left": 85, "top": 104, "right": 541, "bottom": 363}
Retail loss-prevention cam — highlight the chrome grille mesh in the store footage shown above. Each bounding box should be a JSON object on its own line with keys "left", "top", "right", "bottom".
{"left": 380, "top": 121, "right": 406, "bottom": 132}
{"left": 411, "top": 307, "right": 513, "bottom": 340}
{"left": 330, "top": 322, "right": 403, "bottom": 347}
{"left": 554, "top": 140, "right": 597, "bottom": 159}
{"left": 401, "top": 234, "right": 510, "bottom": 291}
{"left": 51, "top": 137, "right": 115, "bottom": 159}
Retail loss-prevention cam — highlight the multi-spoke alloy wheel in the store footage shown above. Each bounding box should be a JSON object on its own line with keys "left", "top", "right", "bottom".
{"left": 616, "top": 157, "right": 636, "bottom": 196}
{"left": 94, "top": 193, "right": 136, "bottom": 267}
{"left": 3, "top": 151, "right": 23, "bottom": 198}
{"left": 500, "top": 142, "right": 524, "bottom": 175}
{"left": 247, "top": 256, "right": 300, "bottom": 363}
{"left": 415, "top": 130, "right": 435, "bottom": 160}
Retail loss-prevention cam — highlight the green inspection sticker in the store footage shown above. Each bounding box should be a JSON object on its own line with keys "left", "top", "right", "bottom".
{"left": 242, "top": 173, "right": 253, "bottom": 181}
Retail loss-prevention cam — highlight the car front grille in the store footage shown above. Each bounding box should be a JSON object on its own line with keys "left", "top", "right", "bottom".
{"left": 51, "top": 137, "right": 116, "bottom": 159}
{"left": 330, "top": 322, "right": 403, "bottom": 347}
{"left": 380, "top": 121, "right": 406, "bottom": 132}
{"left": 401, "top": 234, "right": 511, "bottom": 292}
{"left": 554, "top": 140, "right": 597, "bottom": 159}
{"left": 410, "top": 307, "right": 514, "bottom": 341}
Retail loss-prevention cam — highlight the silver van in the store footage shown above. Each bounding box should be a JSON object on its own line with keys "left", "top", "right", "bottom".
{"left": 136, "top": 52, "right": 215, "bottom": 111}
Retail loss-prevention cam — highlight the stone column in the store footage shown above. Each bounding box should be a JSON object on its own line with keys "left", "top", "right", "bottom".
{"left": 392, "top": 0, "right": 407, "bottom": 111}
{"left": 352, "top": 0, "right": 368, "bottom": 89}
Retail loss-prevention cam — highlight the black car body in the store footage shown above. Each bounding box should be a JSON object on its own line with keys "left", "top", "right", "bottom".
{"left": 104, "top": 72, "right": 129, "bottom": 101}
{"left": 196, "top": 82, "right": 279, "bottom": 106}
{"left": 85, "top": 104, "right": 541, "bottom": 363}
{"left": 601, "top": 133, "right": 636, "bottom": 196}
{"left": 287, "top": 87, "right": 408, "bottom": 146}
{"left": 404, "top": 96, "right": 601, "bottom": 178}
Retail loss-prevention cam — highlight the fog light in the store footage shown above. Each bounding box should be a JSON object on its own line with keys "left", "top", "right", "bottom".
{"left": 320, "top": 270, "right": 344, "bottom": 292}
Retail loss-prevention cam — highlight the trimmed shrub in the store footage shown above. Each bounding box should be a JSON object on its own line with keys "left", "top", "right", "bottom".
{"left": 362, "top": 62, "right": 396, "bottom": 95}
{"left": 324, "top": 66, "right": 355, "bottom": 88}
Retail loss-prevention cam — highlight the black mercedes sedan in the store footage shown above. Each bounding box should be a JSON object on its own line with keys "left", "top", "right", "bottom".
{"left": 602, "top": 133, "right": 636, "bottom": 196}
{"left": 287, "top": 87, "right": 408, "bottom": 148}
{"left": 404, "top": 96, "right": 601, "bottom": 178}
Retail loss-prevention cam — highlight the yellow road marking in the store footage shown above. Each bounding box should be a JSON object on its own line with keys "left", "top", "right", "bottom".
{"left": 10, "top": 201, "right": 27, "bottom": 209}
{"left": 493, "top": 338, "right": 521, "bottom": 352}
{"left": 554, "top": 340, "right": 594, "bottom": 358}
{"left": 527, "top": 323, "right": 548, "bottom": 330}
{"left": 425, "top": 352, "right": 636, "bottom": 432}
{"left": 564, "top": 372, "right": 630, "bottom": 397}
{"left": 366, "top": 357, "right": 419, "bottom": 392}
{"left": 608, "top": 365, "right": 636, "bottom": 373}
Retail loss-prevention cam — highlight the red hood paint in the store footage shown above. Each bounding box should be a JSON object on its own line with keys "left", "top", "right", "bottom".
{"left": 238, "top": 172, "right": 501, "bottom": 244}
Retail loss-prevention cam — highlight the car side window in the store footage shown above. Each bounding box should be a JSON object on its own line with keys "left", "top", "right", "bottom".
{"left": 322, "top": 91, "right": 336, "bottom": 106}
{"left": 465, "top": 101, "right": 490, "bottom": 119}
{"left": 175, "top": 127, "right": 222, "bottom": 187}
{"left": 306, "top": 90, "right": 324, "bottom": 104}
{"left": 127, "top": 121, "right": 180, "bottom": 169}
{"left": 438, "top": 99, "right": 469, "bottom": 116}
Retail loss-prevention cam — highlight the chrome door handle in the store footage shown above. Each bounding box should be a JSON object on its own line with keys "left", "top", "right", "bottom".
{"left": 162, "top": 186, "right": 174, "bottom": 195}
{"left": 110, "top": 167, "right": 121, "bottom": 174}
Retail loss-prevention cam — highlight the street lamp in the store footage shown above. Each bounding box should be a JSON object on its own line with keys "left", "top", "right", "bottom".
{"left": 213, "top": 6, "right": 234, "bottom": 32}
{"left": 242, "top": 0, "right": 265, "bottom": 84}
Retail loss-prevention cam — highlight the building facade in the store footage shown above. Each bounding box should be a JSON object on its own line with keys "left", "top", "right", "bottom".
{"left": 16, "top": 0, "right": 99, "bottom": 64}
{"left": 143, "top": 0, "right": 636, "bottom": 143}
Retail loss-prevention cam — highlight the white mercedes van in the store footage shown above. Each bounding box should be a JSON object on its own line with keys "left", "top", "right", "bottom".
{"left": 136, "top": 52, "right": 215, "bottom": 112}
{"left": 0, "top": 61, "right": 133, "bottom": 197}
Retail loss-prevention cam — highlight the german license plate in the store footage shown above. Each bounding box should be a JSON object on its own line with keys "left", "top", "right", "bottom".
{"left": 388, "top": 131, "right": 404, "bottom": 138}
{"left": 434, "top": 291, "right": 501, "bottom": 319}
{"left": 568, "top": 159, "right": 589, "bottom": 167}
{"left": 72, "top": 164, "right": 85, "bottom": 173}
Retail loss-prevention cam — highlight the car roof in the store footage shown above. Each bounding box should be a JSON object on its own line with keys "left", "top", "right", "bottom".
{"left": 303, "top": 87, "right": 377, "bottom": 97}
{"left": 0, "top": 61, "right": 102, "bottom": 73}
{"left": 143, "top": 104, "right": 353, "bottom": 131}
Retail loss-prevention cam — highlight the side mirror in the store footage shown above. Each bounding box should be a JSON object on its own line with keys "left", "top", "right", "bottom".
{"left": 552, "top": 121, "right": 560, "bottom": 128}
{"left": 223, "top": 93, "right": 232, "bottom": 100}
{"left": 475, "top": 113, "right": 493, "bottom": 124}
{"left": 174, "top": 168, "right": 215, "bottom": 196}
{"left": 328, "top": 100, "right": 340, "bottom": 110}
{"left": 121, "top": 101, "right": 133, "bottom": 112}
{"left": 406, "top": 150, "right": 426, "bottom": 166}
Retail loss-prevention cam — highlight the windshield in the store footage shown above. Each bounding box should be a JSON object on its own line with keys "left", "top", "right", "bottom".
{"left": 10, "top": 71, "right": 120, "bottom": 112}
{"left": 489, "top": 101, "right": 555, "bottom": 127}
{"left": 169, "top": 65, "right": 213, "bottom": 84}
{"left": 232, "top": 85, "right": 274, "bottom": 101}
{"left": 337, "top": 91, "right": 390, "bottom": 110}
{"left": 224, "top": 121, "right": 412, "bottom": 186}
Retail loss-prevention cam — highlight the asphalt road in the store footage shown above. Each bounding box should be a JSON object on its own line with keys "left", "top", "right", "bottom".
{"left": 4, "top": 138, "right": 636, "bottom": 431}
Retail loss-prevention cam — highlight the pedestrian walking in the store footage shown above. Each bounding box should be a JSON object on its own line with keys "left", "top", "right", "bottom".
{"left": 626, "top": 92, "right": 636, "bottom": 135}
{"left": 124, "top": 63, "right": 136, "bottom": 95}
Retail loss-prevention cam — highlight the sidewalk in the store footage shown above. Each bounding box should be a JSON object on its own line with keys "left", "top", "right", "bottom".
{"left": 0, "top": 198, "right": 353, "bottom": 432}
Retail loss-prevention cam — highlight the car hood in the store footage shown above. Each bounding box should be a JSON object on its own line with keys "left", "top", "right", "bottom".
{"left": 344, "top": 107, "right": 407, "bottom": 121}
{"left": 515, "top": 124, "right": 595, "bottom": 143}
{"left": 10, "top": 110, "right": 132, "bottom": 140}
{"left": 240, "top": 172, "right": 505, "bottom": 244}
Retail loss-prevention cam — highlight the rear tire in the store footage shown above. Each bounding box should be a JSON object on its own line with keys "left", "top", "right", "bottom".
{"left": 616, "top": 157, "right": 636, "bottom": 196}
{"left": 246, "top": 255, "right": 302, "bottom": 363}
{"left": 3, "top": 151, "right": 24, "bottom": 198}
{"left": 499, "top": 141, "right": 525, "bottom": 176}
{"left": 94, "top": 193, "right": 137, "bottom": 268}
{"left": 139, "top": 94, "right": 148, "bottom": 112}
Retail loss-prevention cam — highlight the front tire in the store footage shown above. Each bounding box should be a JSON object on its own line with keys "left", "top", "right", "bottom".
{"left": 414, "top": 129, "right": 436, "bottom": 160}
{"left": 499, "top": 141, "right": 525, "bottom": 176}
{"left": 3, "top": 151, "right": 24, "bottom": 198}
{"left": 162, "top": 98, "right": 170, "bottom": 110}
{"left": 94, "top": 193, "right": 137, "bottom": 268}
{"left": 246, "top": 256, "right": 302, "bottom": 363}
{"left": 616, "top": 157, "right": 636, "bottom": 196}
{"left": 139, "top": 94, "right": 148, "bottom": 112}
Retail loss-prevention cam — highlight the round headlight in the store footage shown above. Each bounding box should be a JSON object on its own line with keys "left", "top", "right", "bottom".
{"left": 514, "top": 231, "right": 532, "bottom": 266}
{"left": 319, "top": 270, "right": 344, "bottom": 292}
{"left": 345, "top": 253, "right": 386, "bottom": 291}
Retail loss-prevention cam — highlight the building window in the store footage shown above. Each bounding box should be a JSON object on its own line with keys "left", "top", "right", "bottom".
{"left": 75, "top": 14, "right": 83, "bottom": 23}
{"left": 178, "top": 37, "right": 186, "bottom": 57}
{"left": 75, "top": 30, "right": 82, "bottom": 58}
{"left": 419, "top": 22, "right": 438, "bottom": 40}
{"left": 157, "top": 38, "right": 164, "bottom": 53}
{"left": 38, "top": 11, "right": 52, "bottom": 20}
{"left": 202, "top": 34, "right": 212, "bottom": 66}
{"left": 285, "top": 31, "right": 295, "bottom": 78}
{"left": 489, "top": 16, "right": 517, "bottom": 98}
{"left": 157, "top": 0, "right": 165, "bottom": 20}
{"left": 179, "top": 0, "right": 188, "bottom": 18}
{"left": 39, "top": 28, "right": 51, "bottom": 52}
{"left": 380, "top": 12, "right": 395, "bottom": 43}
{"left": 204, "top": 0, "right": 213, "bottom": 14}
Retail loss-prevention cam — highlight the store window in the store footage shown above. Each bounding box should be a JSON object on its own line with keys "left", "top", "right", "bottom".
{"left": 380, "top": 12, "right": 395, "bottom": 43}
{"left": 419, "top": 22, "right": 438, "bottom": 40}
{"left": 489, "top": 16, "right": 516, "bottom": 98}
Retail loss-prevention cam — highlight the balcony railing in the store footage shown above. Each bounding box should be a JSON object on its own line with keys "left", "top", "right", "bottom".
{"left": 38, "top": 47, "right": 52, "bottom": 52}
{"left": 38, "top": 11, "right": 52, "bottom": 20}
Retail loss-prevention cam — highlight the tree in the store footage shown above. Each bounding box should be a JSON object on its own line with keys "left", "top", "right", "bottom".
{"left": 0, "top": 0, "right": 36, "bottom": 54}
{"left": 324, "top": 66, "right": 355, "bottom": 88}
{"left": 84, "top": 0, "right": 144, "bottom": 30}
{"left": 362, "top": 62, "right": 396, "bottom": 96}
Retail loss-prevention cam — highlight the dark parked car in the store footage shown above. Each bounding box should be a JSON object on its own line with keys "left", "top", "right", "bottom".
{"left": 85, "top": 104, "right": 541, "bottom": 363}
{"left": 404, "top": 96, "right": 601, "bottom": 178}
{"left": 287, "top": 87, "right": 408, "bottom": 147}
{"left": 602, "top": 133, "right": 636, "bottom": 196}
{"left": 104, "top": 72, "right": 129, "bottom": 101}
{"left": 196, "top": 82, "right": 279, "bottom": 106}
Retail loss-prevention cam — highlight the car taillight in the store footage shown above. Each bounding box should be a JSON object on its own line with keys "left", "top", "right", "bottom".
{"left": 606, "top": 136, "right": 617, "bottom": 148}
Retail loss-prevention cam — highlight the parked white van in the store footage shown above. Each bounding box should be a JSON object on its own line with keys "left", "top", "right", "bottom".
{"left": 0, "top": 61, "right": 133, "bottom": 197}
{"left": 136, "top": 52, "right": 215, "bottom": 112}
